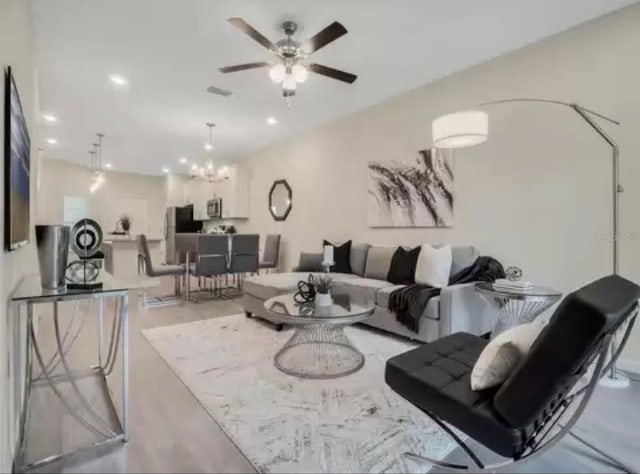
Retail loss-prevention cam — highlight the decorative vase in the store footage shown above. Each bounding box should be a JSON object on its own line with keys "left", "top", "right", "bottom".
{"left": 35, "top": 225, "right": 70, "bottom": 289}
{"left": 315, "top": 292, "right": 332, "bottom": 307}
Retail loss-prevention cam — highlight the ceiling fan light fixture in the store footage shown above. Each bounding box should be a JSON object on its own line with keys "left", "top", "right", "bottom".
{"left": 282, "top": 74, "right": 297, "bottom": 91}
{"left": 292, "top": 64, "right": 308, "bottom": 83}
{"left": 269, "top": 64, "right": 286, "bottom": 83}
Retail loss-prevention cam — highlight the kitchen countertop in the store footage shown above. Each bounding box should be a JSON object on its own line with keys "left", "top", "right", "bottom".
{"left": 104, "top": 236, "right": 163, "bottom": 243}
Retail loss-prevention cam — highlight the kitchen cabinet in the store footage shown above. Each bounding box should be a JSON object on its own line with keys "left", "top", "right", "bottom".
{"left": 182, "top": 165, "right": 249, "bottom": 220}
{"left": 219, "top": 166, "right": 249, "bottom": 219}
{"left": 186, "top": 180, "right": 215, "bottom": 220}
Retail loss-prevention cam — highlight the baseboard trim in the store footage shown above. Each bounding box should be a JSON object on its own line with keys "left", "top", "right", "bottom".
{"left": 618, "top": 358, "right": 640, "bottom": 375}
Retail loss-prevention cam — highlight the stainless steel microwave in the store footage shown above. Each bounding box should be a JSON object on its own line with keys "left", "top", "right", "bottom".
{"left": 207, "top": 198, "right": 222, "bottom": 218}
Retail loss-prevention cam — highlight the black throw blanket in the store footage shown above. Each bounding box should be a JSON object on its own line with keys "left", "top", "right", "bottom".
{"left": 388, "top": 256, "right": 505, "bottom": 333}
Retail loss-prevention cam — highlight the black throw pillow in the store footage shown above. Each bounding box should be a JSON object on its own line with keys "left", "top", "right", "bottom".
{"left": 323, "top": 240, "right": 352, "bottom": 273}
{"left": 387, "top": 246, "right": 421, "bottom": 285}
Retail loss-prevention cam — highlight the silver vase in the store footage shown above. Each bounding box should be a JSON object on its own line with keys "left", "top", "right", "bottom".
{"left": 35, "top": 225, "right": 70, "bottom": 289}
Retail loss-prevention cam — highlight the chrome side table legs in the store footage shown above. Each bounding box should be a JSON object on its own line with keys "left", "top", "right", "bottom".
{"left": 14, "top": 292, "right": 129, "bottom": 472}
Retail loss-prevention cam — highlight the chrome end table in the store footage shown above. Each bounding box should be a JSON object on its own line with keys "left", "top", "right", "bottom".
{"left": 264, "top": 293, "right": 374, "bottom": 379}
{"left": 475, "top": 282, "right": 562, "bottom": 338}
{"left": 11, "top": 274, "right": 131, "bottom": 472}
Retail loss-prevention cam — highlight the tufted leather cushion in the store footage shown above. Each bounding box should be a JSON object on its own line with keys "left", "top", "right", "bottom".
{"left": 385, "top": 332, "right": 527, "bottom": 458}
{"left": 494, "top": 274, "right": 640, "bottom": 428}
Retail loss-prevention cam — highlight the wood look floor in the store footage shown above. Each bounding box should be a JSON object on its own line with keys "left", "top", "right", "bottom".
{"left": 26, "top": 282, "right": 639, "bottom": 474}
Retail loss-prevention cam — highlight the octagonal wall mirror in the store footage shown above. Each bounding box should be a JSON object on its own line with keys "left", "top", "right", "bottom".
{"left": 269, "top": 179, "right": 292, "bottom": 221}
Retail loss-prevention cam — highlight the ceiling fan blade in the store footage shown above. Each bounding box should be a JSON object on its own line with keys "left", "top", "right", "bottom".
{"left": 206, "top": 86, "right": 233, "bottom": 97}
{"left": 302, "top": 22, "right": 348, "bottom": 54}
{"left": 308, "top": 63, "right": 357, "bottom": 84}
{"left": 228, "top": 17, "right": 277, "bottom": 52}
{"left": 219, "top": 61, "right": 270, "bottom": 73}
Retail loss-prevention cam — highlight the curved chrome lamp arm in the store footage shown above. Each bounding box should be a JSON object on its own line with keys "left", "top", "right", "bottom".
{"left": 434, "top": 97, "right": 621, "bottom": 274}
{"left": 474, "top": 98, "right": 619, "bottom": 125}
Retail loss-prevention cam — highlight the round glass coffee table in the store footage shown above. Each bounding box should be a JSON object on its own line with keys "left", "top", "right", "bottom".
{"left": 264, "top": 293, "right": 375, "bottom": 379}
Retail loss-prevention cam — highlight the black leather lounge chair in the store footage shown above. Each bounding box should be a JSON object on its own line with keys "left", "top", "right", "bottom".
{"left": 386, "top": 274, "right": 639, "bottom": 472}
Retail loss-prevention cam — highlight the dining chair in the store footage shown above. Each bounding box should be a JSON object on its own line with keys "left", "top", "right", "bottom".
{"left": 136, "top": 234, "right": 184, "bottom": 308}
{"left": 229, "top": 234, "right": 259, "bottom": 293}
{"left": 259, "top": 234, "right": 281, "bottom": 274}
{"left": 188, "top": 235, "right": 229, "bottom": 302}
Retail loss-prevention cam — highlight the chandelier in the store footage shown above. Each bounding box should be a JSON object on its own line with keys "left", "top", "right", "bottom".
{"left": 89, "top": 133, "right": 105, "bottom": 193}
{"left": 190, "top": 123, "right": 230, "bottom": 183}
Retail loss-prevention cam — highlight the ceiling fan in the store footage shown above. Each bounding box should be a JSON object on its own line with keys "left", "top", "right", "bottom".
{"left": 218, "top": 18, "right": 357, "bottom": 99}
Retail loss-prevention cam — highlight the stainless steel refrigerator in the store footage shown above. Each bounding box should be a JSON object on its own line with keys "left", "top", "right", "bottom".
{"left": 164, "top": 205, "right": 202, "bottom": 263}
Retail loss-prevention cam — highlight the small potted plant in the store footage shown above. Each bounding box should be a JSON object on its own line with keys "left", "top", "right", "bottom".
{"left": 119, "top": 214, "right": 132, "bottom": 235}
{"left": 312, "top": 273, "right": 334, "bottom": 307}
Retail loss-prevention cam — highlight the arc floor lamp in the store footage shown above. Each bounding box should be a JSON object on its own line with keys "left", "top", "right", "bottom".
{"left": 431, "top": 98, "right": 628, "bottom": 388}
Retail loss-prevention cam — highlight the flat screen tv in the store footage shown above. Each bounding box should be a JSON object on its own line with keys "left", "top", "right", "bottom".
{"left": 4, "top": 66, "right": 31, "bottom": 251}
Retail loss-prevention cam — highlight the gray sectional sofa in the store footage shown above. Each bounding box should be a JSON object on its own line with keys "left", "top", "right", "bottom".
{"left": 242, "top": 244, "right": 496, "bottom": 343}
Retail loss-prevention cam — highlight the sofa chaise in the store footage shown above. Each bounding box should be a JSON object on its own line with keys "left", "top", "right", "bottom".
{"left": 242, "top": 244, "right": 496, "bottom": 343}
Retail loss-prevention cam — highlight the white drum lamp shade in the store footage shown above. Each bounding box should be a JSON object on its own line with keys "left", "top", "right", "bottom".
{"left": 432, "top": 110, "right": 489, "bottom": 148}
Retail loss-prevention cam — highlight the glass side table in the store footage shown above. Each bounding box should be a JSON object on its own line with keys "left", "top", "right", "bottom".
{"left": 475, "top": 282, "right": 562, "bottom": 338}
{"left": 11, "top": 274, "right": 132, "bottom": 472}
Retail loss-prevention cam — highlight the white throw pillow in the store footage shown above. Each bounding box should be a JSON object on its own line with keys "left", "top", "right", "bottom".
{"left": 414, "top": 244, "right": 452, "bottom": 287}
{"left": 470, "top": 319, "right": 544, "bottom": 391}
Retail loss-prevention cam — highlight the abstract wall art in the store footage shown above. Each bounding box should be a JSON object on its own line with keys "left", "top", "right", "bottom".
{"left": 367, "top": 148, "right": 453, "bottom": 227}
{"left": 4, "top": 66, "right": 31, "bottom": 250}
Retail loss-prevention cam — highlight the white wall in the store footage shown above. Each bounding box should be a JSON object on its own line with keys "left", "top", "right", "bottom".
{"left": 237, "top": 4, "right": 640, "bottom": 363}
{"left": 0, "top": 0, "right": 38, "bottom": 469}
{"left": 38, "top": 159, "right": 167, "bottom": 238}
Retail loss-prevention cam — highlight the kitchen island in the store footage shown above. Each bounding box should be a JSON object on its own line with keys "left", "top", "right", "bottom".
{"left": 103, "top": 235, "right": 164, "bottom": 280}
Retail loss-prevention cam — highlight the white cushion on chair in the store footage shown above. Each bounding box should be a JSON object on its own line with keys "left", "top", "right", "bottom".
{"left": 471, "top": 319, "right": 544, "bottom": 391}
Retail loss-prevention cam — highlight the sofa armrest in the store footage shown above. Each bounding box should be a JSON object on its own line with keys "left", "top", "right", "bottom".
{"left": 439, "top": 283, "right": 496, "bottom": 338}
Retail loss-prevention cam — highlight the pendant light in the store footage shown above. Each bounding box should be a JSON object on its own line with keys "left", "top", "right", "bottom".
{"left": 191, "top": 123, "right": 230, "bottom": 183}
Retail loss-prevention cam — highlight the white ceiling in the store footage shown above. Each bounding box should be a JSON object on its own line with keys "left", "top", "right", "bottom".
{"left": 31, "top": 0, "right": 634, "bottom": 175}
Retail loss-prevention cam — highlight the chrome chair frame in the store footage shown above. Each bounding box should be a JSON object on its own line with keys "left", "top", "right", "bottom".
{"left": 404, "top": 308, "right": 637, "bottom": 473}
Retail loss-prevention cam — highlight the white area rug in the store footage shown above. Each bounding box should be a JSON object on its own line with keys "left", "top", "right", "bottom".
{"left": 143, "top": 314, "right": 456, "bottom": 473}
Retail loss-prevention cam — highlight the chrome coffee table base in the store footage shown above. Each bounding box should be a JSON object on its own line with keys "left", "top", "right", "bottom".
{"left": 274, "top": 324, "right": 365, "bottom": 379}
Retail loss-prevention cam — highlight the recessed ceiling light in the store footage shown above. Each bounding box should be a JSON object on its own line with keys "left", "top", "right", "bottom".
{"left": 162, "top": 167, "right": 170, "bottom": 173}
{"left": 104, "top": 163, "right": 112, "bottom": 169}
{"left": 46, "top": 138, "right": 58, "bottom": 145}
{"left": 190, "top": 164, "right": 198, "bottom": 171}
{"left": 266, "top": 116, "right": 278, "bottom": 125}
{"left": 42, "top": 114, "right": 58, "bottom": 123}
{"left": 109, "top": 74, "right": 128, "bottom": 86}
{"left": 204, "top": 143, "right": 213, "bottom": 151}
{"left": 179, "top": 157, "right": 188, "bottom": 164}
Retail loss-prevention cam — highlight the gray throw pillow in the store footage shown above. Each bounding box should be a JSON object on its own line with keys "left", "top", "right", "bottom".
{"left": 364, "top": 246, "right": 395, "bottom": 280}
{"left": 296, "top": 252, "right": 323, "bottom": 272}
{"left": 350, "top": 243, "right": 371, "bottom": 276}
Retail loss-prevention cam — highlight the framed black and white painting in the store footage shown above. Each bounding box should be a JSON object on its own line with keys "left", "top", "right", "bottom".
{"left": 367, "top": 148, "right": 453, "bottom": 227}
{"left": 4, "top": 67, "right": 31, "bottom": 250}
